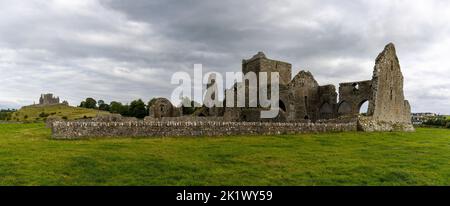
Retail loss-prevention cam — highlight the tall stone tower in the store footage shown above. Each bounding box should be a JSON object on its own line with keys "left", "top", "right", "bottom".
{"left": 359, "top": 43, "right": 414, "bottom": 131}
{"left": 368, "top": 43, "right": 412, "bottom": 123}
{"left": 242, "top": 52, "right": 292, "bottom": 85}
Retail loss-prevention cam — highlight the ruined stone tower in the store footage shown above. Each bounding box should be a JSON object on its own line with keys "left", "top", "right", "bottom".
{"left": 145, "top": 43, "right": 413, "bottom": 132}
{"left": 358, "top": 43, "right": 414, "bottom": 131}
{"left": 242, "top": 52, "right": 292, "bottom": 85}
{"left": 368, "top": 43, "right": 411, "bottom": 123}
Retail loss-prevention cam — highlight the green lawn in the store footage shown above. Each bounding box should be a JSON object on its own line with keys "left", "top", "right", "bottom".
{"left": 0, "top": 123, "right": 449, "bottom": 186}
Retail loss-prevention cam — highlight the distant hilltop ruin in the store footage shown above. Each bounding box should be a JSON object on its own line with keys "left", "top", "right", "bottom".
{"left": 39, "top": 93, "right": 59, "bottom": 105}
{"left": 35, "top": 93, "right": 68, "bottom": 106}
{"left": 50, "top": 43, "right": 414, "bottom": 139}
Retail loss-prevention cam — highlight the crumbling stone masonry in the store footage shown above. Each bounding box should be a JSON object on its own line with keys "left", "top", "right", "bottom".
{"left": 186, "top": 43, "right": 414, "bottom": 132}
{"left": 358, "top": 43, "right": 414, "bottom": 131}
{"left": 50, "top": 43, "right": 414, "bottom": 139}
{"left": 148, "top": 98, "right": 181, "bottom": 118}
{"left": 51, "top": 117, "right": 357, "bottom": 139}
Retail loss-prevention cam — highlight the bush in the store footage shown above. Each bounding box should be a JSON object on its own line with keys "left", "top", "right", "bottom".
{"left": 129, "top": 99, "right": 147, "bottom": 119}
{"left": 62, "top": 116, "right": 68, "bottom": 120}
{"left": 39, "top": 112, "right": 50, "bottom": 118}
{"left": 79, "top": 98, "right": 97, "bottom": 109}
{"left": 424, "top": 117, "right": 450, "bottom": 128}
{"left": 0, "top": 109, "right": 15, "bottom": 121}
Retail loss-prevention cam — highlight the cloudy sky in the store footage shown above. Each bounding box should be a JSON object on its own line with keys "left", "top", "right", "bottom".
{"left": 0, "top": 0, "right": 449, "bottom": 113}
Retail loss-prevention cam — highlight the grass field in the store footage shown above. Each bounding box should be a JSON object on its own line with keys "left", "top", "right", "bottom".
{"left": 0, "top": 123, "right": 449, "bottom": 186}
{"left": 11, "top": 104, "right": 109, "bottom": 121}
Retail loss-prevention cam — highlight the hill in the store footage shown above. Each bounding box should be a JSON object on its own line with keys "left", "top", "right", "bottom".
{"left": 10, "top": 104, "right": 109, "bottom": 122}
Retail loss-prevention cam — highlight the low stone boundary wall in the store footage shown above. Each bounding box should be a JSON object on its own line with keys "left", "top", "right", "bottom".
{"left": 50, "top": 120, "right": 357, "bottom": 139}
{"left": 357, "top": 116, "right": 415, "bottom": 132}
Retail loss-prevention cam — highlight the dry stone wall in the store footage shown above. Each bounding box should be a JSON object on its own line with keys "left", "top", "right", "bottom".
{"left": 50, "top": 119, "right": 357, "bottom": 139}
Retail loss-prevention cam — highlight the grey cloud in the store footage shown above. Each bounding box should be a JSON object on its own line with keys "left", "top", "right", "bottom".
{"left": 0, "top": 0, "right": 449, "bottom": 114}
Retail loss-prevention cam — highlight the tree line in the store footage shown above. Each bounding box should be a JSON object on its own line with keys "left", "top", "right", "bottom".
{"left": 423, "top": 116, "right": 450, "bottom": 128}
{"left": 78, "top": 97, "right": 202, "bottom": 119}
{"left": 0, "top": 109, "right": 16, "bottom": 121}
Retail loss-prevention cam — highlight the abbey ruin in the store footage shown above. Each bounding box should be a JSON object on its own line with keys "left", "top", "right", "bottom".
{"left": 50, "top": 43, "right": 414, "bottom": 139}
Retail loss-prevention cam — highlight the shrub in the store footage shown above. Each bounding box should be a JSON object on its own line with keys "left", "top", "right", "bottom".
{"left": 39, "top": 112, "right": 50, "bottom": 118}
{"left": 424, "top": 117, "right": 450, "bottom": 129}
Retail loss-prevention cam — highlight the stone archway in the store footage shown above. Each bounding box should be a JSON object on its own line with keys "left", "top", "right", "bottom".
{"left": 358, "top": 100, "right": 369, "bottom": 115}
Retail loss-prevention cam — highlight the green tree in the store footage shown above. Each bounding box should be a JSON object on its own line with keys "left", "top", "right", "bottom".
{"left": 0, "top": 109, "right": 16, "bottom": 121}
{"left": 79, "top": 101, "right": 86, "bottom": 108}
{"left": 110, "top": 101, "right": 125, "bottom": 114}
{"left": 99, "top": 104, "right": 110, "bottom": 111}
{"left": 98, "top": 100, "right": 110, "bottom": 111}
{"left": 130, "top": 99, "right": 147, "bottom": 119}
{"left": 121, "top": 104, "right": 131, "bottom": 116}
{"left": 84, "top": 98, "right": 97, "bottom": 109}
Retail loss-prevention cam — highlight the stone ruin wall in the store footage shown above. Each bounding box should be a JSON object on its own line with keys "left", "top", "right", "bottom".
{"left": 49, "top": 43, "right": 414, "bottom": 139}
{"left": 230, "top": 43, "right": 414, "bottom": 131}
{"left": 50, "top": 116, "right": 357, "bottom": 139}
{"left": 357, "top": 43, "right": 414, "bottom": 132}
{"left": 369, "top": 43, "right": 411, "bottom": 123}
{"left": 338, "top": 80, "right": 373, "bottom": 116}
{"left": 242, "top": 52, "right": 292, "bottom": 85}
{"left": 149, "top": 98, "right": 182, "bottom": 118}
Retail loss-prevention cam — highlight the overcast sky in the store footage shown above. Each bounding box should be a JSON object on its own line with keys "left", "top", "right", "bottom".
{"left": 0, "top": 0, "right": 449, "bottom": 113}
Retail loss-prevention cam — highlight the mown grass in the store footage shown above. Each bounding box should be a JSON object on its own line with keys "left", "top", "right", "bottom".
{"left": 11, "top": 104, "right": 109, "bottom": 122}
{"left": 0, "top": 123, "right": 449, "bottom": 186}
